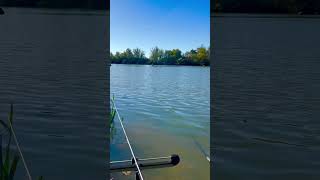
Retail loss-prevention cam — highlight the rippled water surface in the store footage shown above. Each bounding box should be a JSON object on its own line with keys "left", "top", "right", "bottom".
{"left": 212, "top": 14, "right": 320, "bottom": 180}
{"left": 110, "top": 64, "right": 210, "bottom": 180}
{"left": 0, "top": 8, "right": 108, "bottom": 180}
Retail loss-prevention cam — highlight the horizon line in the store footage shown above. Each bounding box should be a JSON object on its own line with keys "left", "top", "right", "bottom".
{"left": 111, "top": 45, "right": 210, "bottom": 54}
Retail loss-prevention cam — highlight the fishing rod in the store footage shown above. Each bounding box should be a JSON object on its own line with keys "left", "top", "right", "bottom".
{"left": 111, "top": 98, "right": 144, "bottom": 180}
{"left": 110, "top": 98, "right": 180, "bottom": 180}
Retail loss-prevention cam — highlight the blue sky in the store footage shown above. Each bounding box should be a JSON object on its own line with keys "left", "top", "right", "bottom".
{"left": 111, "top": 0, "right": 210, "bottom": 56}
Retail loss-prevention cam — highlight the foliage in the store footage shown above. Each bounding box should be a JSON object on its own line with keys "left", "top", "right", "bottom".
{"left": 149, "top": 46, "right": 164, "bottom": 65}
{"left": 111, "top": 48, "right": 148, "bottom": 65}
{"left": 0, "top": 104, "right": 19, "bottom": 180}
{"left": 111, "top": 46, "right": 210, "bottom": 66}
{"left": 0, "top": 104, "right": 44, "bottom": 180}
{"left": 109, "top": 96, "right": 126, "bottom": 141}
{"left": 109, "top": 96, "right": 116, "bottom": 140}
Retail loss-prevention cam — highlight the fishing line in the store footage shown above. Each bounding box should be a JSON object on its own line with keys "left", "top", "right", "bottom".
{"left": 192, "top": 136, "right": 210, "bottom": 162}
{"left": 8, "top": 120, "right": 32, "bottom": 180}
{"left": 111, "top": 99, "right": 144, "bottom": 180}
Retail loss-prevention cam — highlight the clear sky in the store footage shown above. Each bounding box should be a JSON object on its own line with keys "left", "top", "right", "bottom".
{"left": 111, "top": 0, "right": 210, "bottom": 56}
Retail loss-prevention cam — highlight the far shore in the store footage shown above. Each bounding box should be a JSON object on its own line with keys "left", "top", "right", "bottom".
{"left": 111, "top": 63, "right": 210, "bottom": 67}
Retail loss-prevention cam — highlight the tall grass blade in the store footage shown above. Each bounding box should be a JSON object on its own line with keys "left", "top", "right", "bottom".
{"left": 8, "top": 155, "right": 19, "bottom": 180}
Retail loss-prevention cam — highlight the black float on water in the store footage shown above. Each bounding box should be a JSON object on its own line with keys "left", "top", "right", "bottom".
{"left": 110, "top": 154, "right": 180, "bottom": 173}
{"left": 110, "top": 154, "right": 180, "bottom": 180}
{"left": 0, "top": 8, "right": 4, "bottom": 15}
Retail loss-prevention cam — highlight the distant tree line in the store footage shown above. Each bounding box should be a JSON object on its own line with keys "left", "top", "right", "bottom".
{"left": 0, "top": 0, "right": 108, "bottom": 10}
{"left": 111, "top": 46, "right": 210, "bottom": 66}
{"left": 212, "top": 0, "right": 320, "bottom": 14}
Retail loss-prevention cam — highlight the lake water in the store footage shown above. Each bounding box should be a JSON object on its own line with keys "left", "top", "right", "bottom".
{"left": 110, "top": 64, "right": 210, "bottom": 180}
{"left": 0, "top": 8, "right": 108, "bottom": 180}
{"left": 212, "top": 14, "right": 320, "bottom": 180}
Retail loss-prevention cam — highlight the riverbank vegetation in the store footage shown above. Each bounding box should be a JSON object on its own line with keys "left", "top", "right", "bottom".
{"left": 111, "top": 46, "right": 210, "bottom": 66}
{"left": 0, "top": 104, "right": 44, "bottom": 180}
{"left": 0, "top": 104, "right": 20, "bottom": 180}
{"left": 110, "top": 96, "right": 116, "bottom": 140}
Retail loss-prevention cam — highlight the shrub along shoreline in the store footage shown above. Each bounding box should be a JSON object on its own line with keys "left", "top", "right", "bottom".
{"left": 111, "top": 46, "right": 210, "bottom": 66}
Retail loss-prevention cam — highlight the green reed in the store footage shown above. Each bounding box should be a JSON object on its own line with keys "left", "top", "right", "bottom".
{"left": 110, "top": 95, "right": 126, "bottom": 140}
{"left": 0, "top": 104, "right": 44, "bottom": 180}
{"left": 110, "top": 96, "right": 116, "bottom": 140}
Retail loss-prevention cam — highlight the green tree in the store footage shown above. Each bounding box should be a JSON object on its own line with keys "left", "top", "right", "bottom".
{"left": 111, "top": 52, "right": 123, "bottom": 64}
{"left": 120, "top": 48, "right": 134, "bottom": 64}
{"left": 132, "top": 48, "right": 147, "bottom": 64}
{"left": 110, "top": 52, "right": 114, "bottom": 60}
{"left": 171, "top": 49, "right": 182, "bottom": 61}
{"left": 149, "top": 46, "right": 164, "bottom": 65}
{"left": 161, "top": 49, "right": 182, "bottom": 65}
{"left": 196, "top": 46, "right": 209, "bottom": 66}
{"left": 132, "top": 48, "right": 145, "bottom": 59}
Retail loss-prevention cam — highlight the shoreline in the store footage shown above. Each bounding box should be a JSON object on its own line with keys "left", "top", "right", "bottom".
{"left": 111, "top": 63, "right": 210, "bottom": 67}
